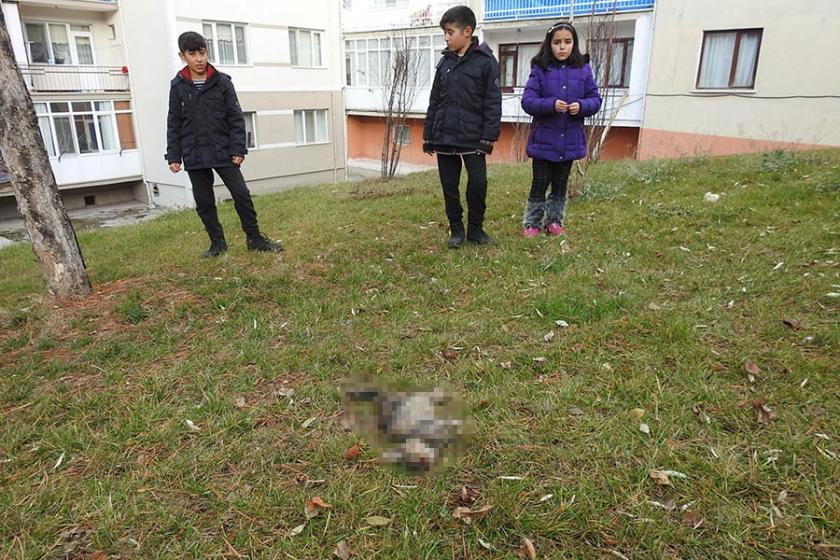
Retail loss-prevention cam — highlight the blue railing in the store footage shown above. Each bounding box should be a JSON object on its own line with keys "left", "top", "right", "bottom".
{"left": 484, "top": 0, "right": 655, "bottom": 21}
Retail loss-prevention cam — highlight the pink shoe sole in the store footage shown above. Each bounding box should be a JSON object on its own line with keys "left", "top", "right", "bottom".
{"left": 523, "top": 227, "right": 541, "bottom": 238}
{"left": 547, "top": 223, "right": 565, "bottom": 236}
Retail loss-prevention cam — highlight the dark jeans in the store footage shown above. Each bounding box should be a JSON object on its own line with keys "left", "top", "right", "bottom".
{"left": 529, "top": 159, "right": 572, "bottom": 202}
{"left": 187, "top": 166, "right": 259, "bottom": 240}
{"left": 436, "top": 152, "right": 487, "bottom": 231}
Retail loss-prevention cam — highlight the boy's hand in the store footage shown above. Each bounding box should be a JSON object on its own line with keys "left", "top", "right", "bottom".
{"left": 554, "top": 99, "right": 568, "bottom": 113}
{"left": 231, "top": 155, "right": 244, "bottom": 166}
{"left": 422, "top": 142, "right": 435, "bottom": 155}
{"left": 169, "top": 162, "right": 181, "bottom": 173}
{"left": 568, "top": 102, "right": 581, "bottom": 116}
{"left": 478, "top": 140, "right": 494, "bottom": 155}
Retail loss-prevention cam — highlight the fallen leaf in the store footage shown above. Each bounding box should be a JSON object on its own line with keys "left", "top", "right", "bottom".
{"left": 781, "top": 318, "right": 801, "bottom": 330}
{"left": 233, "top": 396, "right": 246, "bottom": 409}
{"left": 682, "top": 510, "right": 704, "bottom": 528}
{"left": 777, "top": 490, "right": 788, "bottom": 503}
{"left": 601, "top": 362, "right": 613, "bottom": 372}
{"left": 333, "top": 540, "right": 352, "bottom": 560}
{"left": 91, "top": 551, "right": 108, "bottom": 560}
{"left": 539, "top": 494, "right": 554, "bottom": 502}
{"left": 441, "top": 350, "right": 458, "bottom": 361}
{"left": 185, "top": 419, "right": 201, "bottom": 432}
{"left": 554, "top": 320, "right": 570, "bottom": 328}
{"left": 639, "top": 423, "right": 651, "bottom": 435}
{"left": 343, "top": 444, "right": 361, "bottom": 461}
{"left": 629, "top": 408, "right": 646, "bottom": 419}
{"left": 497, "top": 475, "right": 526, "bottom": 480}
{"left": 364, "top": 515, "right": 391, "bottom": 527}
{"left": 301, "top": 416, "right": 318, "bottom": 429}
{"left": 532, "top": 357, "right": 547, "bottom": 363}
{"left": 478, "top": 538, "right": 493, "bottom": 550}
{"left": 289, "top": 523, "right": 306, "bottom": 537}
{"left": 753, "top": 400, "right": 777, "bottom": 424}
{"left": 543, "top": 331, "right": 555, "bottom": 343}
{"left": 649, "top": 469, "right": 672, "bottom": 485}
{"left": 703, "top": 192, "right": 720, "bottom": 202}
{"left": 275, "top": 387, "right": 295, "bottom": 398}
{"left": 305, "top": 496, "right": 333, "bottom": 519}
{"left": 452, "top": 504, "right": 493, "bottom": 524}
{"left": 500, "top": 361, "right": 512, "bottom": 370}
{"left": 743, "top": 360, "right": 761, "bottom": 376}
{"left": 517, "top": 537, "right": 537, "bottom": 560}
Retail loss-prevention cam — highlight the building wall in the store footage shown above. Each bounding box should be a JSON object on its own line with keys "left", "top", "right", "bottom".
{"left": 638, "top": 0, "right": 840, "bottom": 159}
{"left": 120, "top": 0, "right": 346, "bottom": 209}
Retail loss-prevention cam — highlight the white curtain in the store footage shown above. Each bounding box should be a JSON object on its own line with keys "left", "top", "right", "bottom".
{"left": 516, "top": 44, "right": 540, "bottom": 87}
{"left": 698, "top": 32, "right": 735, "bottom": 88}
{"left": 733, "top": 32, "right": 760, "bottom": 87}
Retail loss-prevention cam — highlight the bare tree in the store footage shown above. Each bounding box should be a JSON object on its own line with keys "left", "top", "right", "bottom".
{"left": 377, "top": 32, "right": 424, "bottom": 180}
{"left": 0, "top": 13, "right": 91, "bottom": 297}
{"left": 572, "top": 3, "right": 629, "bottom": 194}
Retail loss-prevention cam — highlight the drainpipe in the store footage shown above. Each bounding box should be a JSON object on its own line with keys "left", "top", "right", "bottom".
{"left": 636, "top": 0, "right": 660, "bottom": 160}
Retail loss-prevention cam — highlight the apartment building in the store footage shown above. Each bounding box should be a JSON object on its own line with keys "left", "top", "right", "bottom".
{"left": 637, "top": 0, "right": 840, "bottom": 158}
{"left": 119, "top": 0, "right": 346, "bottom": 208}
{"left": 0, "top": 0, "right": 142, "bottom": 219}
{"left": 342, "top": 0, "right": 655, "bottom": 166}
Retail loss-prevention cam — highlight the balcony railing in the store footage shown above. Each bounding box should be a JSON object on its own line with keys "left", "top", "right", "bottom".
{"left": 484, "top": 0, "right": 655, "bottom": 21}
{"left": 19, "top": 65, "right": 130, "bottom": 93}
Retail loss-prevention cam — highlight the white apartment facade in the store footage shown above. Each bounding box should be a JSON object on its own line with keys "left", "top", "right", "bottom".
{"left": 0, "top": 0, "right": 142, "bottom": 219}
{"left": 1, "top": 0, "right": 346, "bottom": 218}
{"left": 342, "top": 0, "right": 656, "bottom": 165}
{"left": 120, "top": 0, "right": 346, "bottom": 208}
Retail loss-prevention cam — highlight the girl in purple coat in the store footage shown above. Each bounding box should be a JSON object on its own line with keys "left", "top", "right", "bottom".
{"left": 520, "top": 22, "right": 601, "bottom": 237}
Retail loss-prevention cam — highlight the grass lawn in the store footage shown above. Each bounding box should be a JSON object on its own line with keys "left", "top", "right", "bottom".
{"left": 0, "top": 149, "right": 838, "bottom": 559}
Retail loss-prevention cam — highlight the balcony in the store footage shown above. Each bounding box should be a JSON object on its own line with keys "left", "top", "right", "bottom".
{"left": 19, "top": 65, "right": 130, "bottom": 93}
{"left": 17, "top": 0, "right": 118, "bottom": 13}
{"left": 484, "top": 0, "right": 655, "bottom": 21}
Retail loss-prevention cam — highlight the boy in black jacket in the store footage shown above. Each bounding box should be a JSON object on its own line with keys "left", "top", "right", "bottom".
{"left": 423, "top": 6, "right": 502, "bottom": 248}
{"left": 166, "top": 32, "right": 281, "bottom": 257}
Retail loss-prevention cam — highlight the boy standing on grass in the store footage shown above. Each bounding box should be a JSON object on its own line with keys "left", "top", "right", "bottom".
{"left": 166, "top": 31, "right": 282, "bottom": 258}
{"left": 423, "top": 6, "right": 502, "bottom": 248}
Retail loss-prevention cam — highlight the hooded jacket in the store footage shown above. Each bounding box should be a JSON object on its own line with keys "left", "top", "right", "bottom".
{"left": 165, "top": 64, "right": 247, "bottom": 170}
{"left": 521, "top": 61, "right": 602, "bottom": 162}
{"left": 423, "top": 38, "right": 502, "bottom": 150}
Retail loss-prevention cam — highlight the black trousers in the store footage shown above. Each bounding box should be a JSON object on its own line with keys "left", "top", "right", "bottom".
{"left": 529, "top": 159, "right": 573, "bottom": 201}
{"left": 436, "top": 152, "right": 487, "bottom": 231}
{"left": 187, "top": 166, "right": 259, "bottom": 240}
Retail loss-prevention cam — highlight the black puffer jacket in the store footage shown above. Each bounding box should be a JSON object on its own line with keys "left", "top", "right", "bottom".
{"left": 423, "top": 39, "right": 502, "bottom": 150}
{"left": 166, "top": 64, "right": 247, "bottom": 170}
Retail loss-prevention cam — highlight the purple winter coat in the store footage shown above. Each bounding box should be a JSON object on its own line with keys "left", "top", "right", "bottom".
{"left": 521, "top": 62, "right": 601, "bottom": 162}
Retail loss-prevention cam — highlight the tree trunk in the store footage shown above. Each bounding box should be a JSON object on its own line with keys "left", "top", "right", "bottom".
{"left": 0, "top": 13, "right": 91, "bottom": 298}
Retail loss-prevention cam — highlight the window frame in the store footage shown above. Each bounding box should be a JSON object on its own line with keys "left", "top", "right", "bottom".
{"left": 34, "top": 100, "right": 135, "bottom": 158}
{"left": 289, "top": 28, "right": 325, "bottom": 68}
{"left": 394, "top": 124, "right": 410, "bottom": 145}
{"left": 498, "top": 42, "right": 541, "bottom": 92}
{"left": 243, "top": 111, "right": 257, "bottom": 149}
{"left": 293, "top": 109, "right": 329, "bottom": 145}
{"left": 203, "top": 21, "right": 250, "bottom": 66}
{"left": 695, "top": 28, "right": 763, "bottom": 90}
{"left": 23, "top": 21, "right": 96, "bottom": 66}
{"left": 374, "top": 0, "right": 408, "bottom": 8}
{"left": 589, "top": 37, "right": 634, "bottom": 89}
{"left": 345, "top": 33, "right": 442, "bottom": 88}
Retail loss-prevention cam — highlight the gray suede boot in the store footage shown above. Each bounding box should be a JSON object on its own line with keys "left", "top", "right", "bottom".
{"left": 523, "top": 199, "right": 545, "bottom": 230}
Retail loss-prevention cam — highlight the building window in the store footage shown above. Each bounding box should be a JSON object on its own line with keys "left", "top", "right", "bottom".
{"left": 498, "top": 43, "right": 540, "bottom": 90}
{"left": 244, "top": 112, "right": 256, "bottom": 149}
{"left": 294, "top": 109, "right": 329, "bottom": 145}
{"left": 697, "top": 29, "right": 762, "bottom": 89}
{"left": 589, "top": 38, "right": 634, "bottom": 88}
{"left": 203, "top": 22, "right": 248, "bottom": 65}
{"left": 34, "top": 100, "right": 136, "bottom": 157}
{"left": 23, "top": 22, "right": 94, "bottom": 65}
{"left": 394, "top": 124, "right": 410, "bottom": 145}
{"left": 345, "top": 34, "right": 440, "bottom": 88}
{"left": 289, "top": 28, "right": 323, "bottom": 67}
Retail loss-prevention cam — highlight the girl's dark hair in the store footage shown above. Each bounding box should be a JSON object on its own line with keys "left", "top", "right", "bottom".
{"left": 531, "top": 21, "right": 589, "bottom": 69}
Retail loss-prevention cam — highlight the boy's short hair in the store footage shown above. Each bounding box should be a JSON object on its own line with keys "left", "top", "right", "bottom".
{"left": 178, "top": 31, "right": 207, "bottom": 53}
{"left": 439, "top": 5, "right": 476, "bottom": 32}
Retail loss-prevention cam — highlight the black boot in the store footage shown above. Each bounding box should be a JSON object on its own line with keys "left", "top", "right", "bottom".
{"left": 467, "top": 227, "right": 496, "bottom": 245}
{"left": 447, "top": 223, "right": 465, "bottom": 249}
{"left": 202, "top": 237, "right": 227, "bottom": 258}
{"left": 247, "top": 233, "right": 283, "bottom": 253}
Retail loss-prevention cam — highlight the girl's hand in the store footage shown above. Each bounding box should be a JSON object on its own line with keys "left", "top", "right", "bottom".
{"left": 568, "top": 102, "right": 581, "bottom": 116}
{"left": 231, "top": 155, "right": 244, "bottom": 166}
{"left": 554, "top": 99, "right": 568, "bottom": 113}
